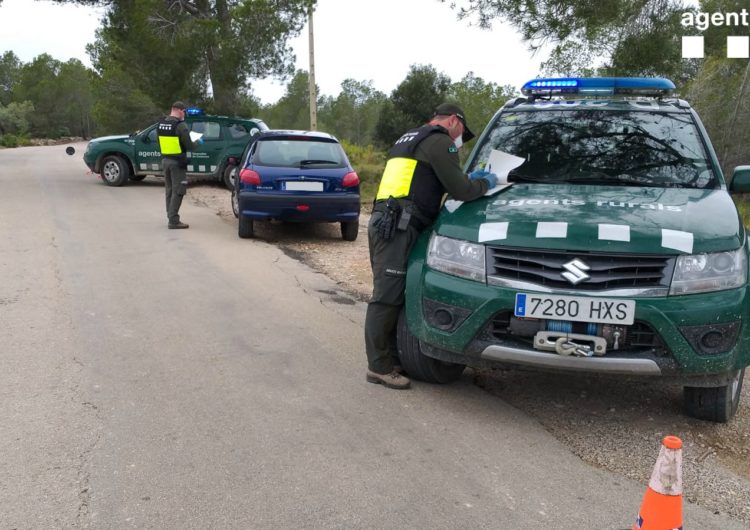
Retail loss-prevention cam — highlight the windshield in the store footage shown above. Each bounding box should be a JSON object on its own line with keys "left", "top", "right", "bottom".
{"left": 473, "top": 108, "right": 716, "bottom": 188}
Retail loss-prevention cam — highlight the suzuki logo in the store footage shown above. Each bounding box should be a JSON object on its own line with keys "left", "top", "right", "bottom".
{"left": 562, "top": 259, "right": 591, "bottom": 285}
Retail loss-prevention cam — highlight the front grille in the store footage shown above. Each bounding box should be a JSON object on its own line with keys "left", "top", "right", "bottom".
{"left": 487, "top": 247, "right": 675, "bottom": 291}
{"left": 489, "top": 310, "right": 669, "bottom": 355}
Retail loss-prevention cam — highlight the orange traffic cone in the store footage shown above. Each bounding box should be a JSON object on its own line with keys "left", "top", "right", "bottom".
{"left": 633, "top": 435, "right": 683, "bottom": 530}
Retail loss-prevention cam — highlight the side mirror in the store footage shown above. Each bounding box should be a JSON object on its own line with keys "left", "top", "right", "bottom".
{"left": 729, "top": 166, "right": 750, "bottom": 193}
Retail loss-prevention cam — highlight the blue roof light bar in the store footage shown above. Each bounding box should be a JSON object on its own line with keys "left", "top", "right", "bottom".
{"left": 186, "top": 107, "right": 205, "bottom": 116}
{"left": 521, "top": 77, "right": 676, "bottom": 98}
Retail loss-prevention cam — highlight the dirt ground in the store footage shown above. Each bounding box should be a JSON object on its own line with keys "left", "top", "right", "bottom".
{"left": 189, "top": 181, "right": 374, "bottom": 301}
{"left": 188, "top": 181, "right": 750, "bottom": 527}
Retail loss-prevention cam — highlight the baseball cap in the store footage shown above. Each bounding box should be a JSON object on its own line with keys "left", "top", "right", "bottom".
{"left": 434, "top": 103, "right": 475, "bottom": 142}
{"left": 171, "top": 101, "right": 187, "bottom": 110}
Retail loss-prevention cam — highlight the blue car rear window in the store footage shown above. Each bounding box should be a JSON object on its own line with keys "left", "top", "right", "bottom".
{"left": 255, "top": 139, "right": 346, "bottom": 168}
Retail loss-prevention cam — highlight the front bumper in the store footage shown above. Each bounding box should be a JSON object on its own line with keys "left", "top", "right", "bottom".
{"left": 405, "top": 254, "right": 750, "bottom": 382}
{"left": 238, "top": 191, "right": 360, "bottom": 222}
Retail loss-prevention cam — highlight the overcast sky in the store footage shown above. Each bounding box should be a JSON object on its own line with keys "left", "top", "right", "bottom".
{"left": 0, "top": 0, "right": 546, "bottom": 103}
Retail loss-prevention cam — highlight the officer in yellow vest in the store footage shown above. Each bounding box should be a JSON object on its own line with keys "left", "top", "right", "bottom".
{"left": 157, "top": 101, "right": 202, "bottom": 229}
{"left": 365, "top": 103, "right": 498, "bottom": 389}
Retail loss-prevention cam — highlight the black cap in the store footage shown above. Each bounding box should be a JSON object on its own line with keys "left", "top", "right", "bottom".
{"left": 433, "top": 103, "right": 475, "bottom": 142}
{"left": 171, "top": 101, "right": 186, "bottom": 110}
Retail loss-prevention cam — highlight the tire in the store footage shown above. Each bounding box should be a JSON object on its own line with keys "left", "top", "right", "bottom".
{"left": 397, "top": 308, "right": 465, "bottom": 383}
{"left": 684, "top": 367, "right": 745, "bottom": 423}
{"left": 341, "top": 220, "right": 359, "bottom": 241}
{"left": 129, "top": 174, "right": 146, "bottom": 182}
{"left": 100, "top": 155, "right": 130, "bottom": 186}
{"left": 223, "top": 165, "right": 238, "bottom": 190}
{"left": 238, "top": 214, "right": 254, "bottom": 239}
{"left": 231, "top": 189, "right": 239, "bottom": 218}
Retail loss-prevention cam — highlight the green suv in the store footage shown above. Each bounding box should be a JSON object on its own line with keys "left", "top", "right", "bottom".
{"left": 400, "top": 77, "right": 750, "bottom": 422}
{"left": 83, "top": 109, "right": 268, "bottom": 188}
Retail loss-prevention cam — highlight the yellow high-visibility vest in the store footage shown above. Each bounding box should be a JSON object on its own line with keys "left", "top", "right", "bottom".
{"left": 376, "top": 157, "right": 417, "bottom": 200}
{"left": 157, "top": 120, "right": 183, "bottom": 155}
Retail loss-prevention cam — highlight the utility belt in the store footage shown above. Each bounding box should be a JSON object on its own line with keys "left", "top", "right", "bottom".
{"left": 372, "top": 197, "right": 428, "bottom": 240}
{"left": 163, "top": 153, "right": 188, "bottom": 168}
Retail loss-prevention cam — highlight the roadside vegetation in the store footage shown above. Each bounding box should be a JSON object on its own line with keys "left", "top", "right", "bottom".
{"left": 1, "top": 0, "right": 748, "bottom": 206}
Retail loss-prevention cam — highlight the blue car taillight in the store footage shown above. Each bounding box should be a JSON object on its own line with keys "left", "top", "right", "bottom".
{"left": 342, "top": 171, "right": 359, "bottom": 187}
{"left": 240, "top": 168, "right": 260, "bottom": 185}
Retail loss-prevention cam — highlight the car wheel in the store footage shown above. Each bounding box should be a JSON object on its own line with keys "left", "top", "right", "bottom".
{"left": 397, "top": 308, "right": 465, "bottom": 383}
{"left": 684, "top": 367, "right": 745, "bottom": 423}
{"left": 341, "top": 220, "right": 359, "bottom": 241}
{"left": 231, "top": 189, "right": 239, "bottom": 218}
{"left": 100, "top": 155, "right": 130, "bottom": 186}
{"left": 238, "top": 214, "right": 254, "bottom": 239}
{"left": 129, "top": 174, "right": 146, "bottom": 182}
{"left": 223, "top": 165, "right": 238, "bottom": 190}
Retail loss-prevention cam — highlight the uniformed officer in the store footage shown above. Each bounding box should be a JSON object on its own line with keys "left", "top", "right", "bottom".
{"left": 157, "top": 101, "right": 202, "bottom": 229}
{"left": 365, "top": 103, "right": 498, "bottom": 389}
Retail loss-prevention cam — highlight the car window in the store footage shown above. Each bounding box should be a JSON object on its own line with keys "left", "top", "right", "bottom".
{"left": 474, "top": 109, "right": 716, "bottom": 189}
{"left": 228, "top": 123, "right": 254, "bottom": 139}
{"left": 254, "top": 139, "right": 345, "bottom": 167}
{"left": 146, "top": 128, "right": 157, "bottom": 143}
{"left": 190, "top": 121, "right": 222, "bottom": 141}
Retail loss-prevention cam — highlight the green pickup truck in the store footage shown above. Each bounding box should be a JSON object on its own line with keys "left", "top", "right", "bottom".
{"left": 83, "top": 110, "right": 268, "bottom": 189}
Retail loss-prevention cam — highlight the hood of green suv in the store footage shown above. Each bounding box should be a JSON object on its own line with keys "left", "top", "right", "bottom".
{"left": 437, "top": 183, "right": 744, "bottom": 254}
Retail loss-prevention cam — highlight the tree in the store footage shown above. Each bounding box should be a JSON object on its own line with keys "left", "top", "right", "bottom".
{"left": 90, "top": 67, "right": 162, "bottom": 135}
{"left": 262, "top": 69, "right": 314, "bottom": 129}
{"left": 0, "top": 51, "right": 21, "bottom": 106}
{"left": 13, "top": 55, "right": 96, "bottom": 138}
{"left": 14, "top": 54, "right": 64, "bottom": 136}
{"left": 683, "top": 0, "right": 750, "bottom": 176}
{"left": 0, "top": 101, "right": 34, "bottom": 136}
{"left": 448, "top": 72, "right": 516, "bottom": 137}
{"left": 54, "top": 0, "right": 311, "bottom": 114}
{"left": 375, "top": 64, "right": 451, "bottom": 146}
{"left": 444, "top": 0, "right": 692, "bottom": 79}
{"left": 57, "top": 59, "right": 95, "bottom": 137}
{"left": 687, "top": 58, "right": 750, "bottom": 175}
{"left": 318, "top": 79, "right": 386, "bottom": 145}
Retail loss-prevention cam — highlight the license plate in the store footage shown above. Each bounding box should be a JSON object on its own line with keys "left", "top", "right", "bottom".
{"left": 285, "top": 181, "right": 323, "bottom": 191}
{"left": 514, "top": 293, "right": 635, "bottom": 325}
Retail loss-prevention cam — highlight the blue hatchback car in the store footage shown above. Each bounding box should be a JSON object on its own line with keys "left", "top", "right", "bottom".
{"left": 232, "top": 130, "right": 361, "bottom": 240}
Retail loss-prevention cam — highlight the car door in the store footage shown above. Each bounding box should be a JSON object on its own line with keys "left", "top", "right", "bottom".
{"left": 186, "top": 119, "right": 223, "bottom": 177}
{"left": 133, "top": 125, "right": 164, "bottom": 176}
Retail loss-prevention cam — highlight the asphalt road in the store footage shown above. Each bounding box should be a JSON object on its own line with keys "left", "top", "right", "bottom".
{"left": 1, "top": 143, "right": 747, "bottom": 529}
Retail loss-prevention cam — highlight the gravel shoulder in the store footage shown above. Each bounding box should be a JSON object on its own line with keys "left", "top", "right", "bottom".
{"left": 189, "top": 181, "right": 750, "bottom": 528}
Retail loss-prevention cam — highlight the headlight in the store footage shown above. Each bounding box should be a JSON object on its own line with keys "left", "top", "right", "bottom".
{"left": 426, "top": 233, "right": 486, "bottom": 282}
{"left": 670, "top": 249, "right": 747, "bottom": 295}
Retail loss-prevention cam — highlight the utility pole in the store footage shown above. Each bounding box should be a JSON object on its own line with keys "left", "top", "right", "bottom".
{"left": 307, "top": 2, "right": 318, "bottom": 131}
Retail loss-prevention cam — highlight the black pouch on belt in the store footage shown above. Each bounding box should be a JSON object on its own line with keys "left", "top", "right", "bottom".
{"left": 375, "top": 197, "right": 401, "bottom": 240}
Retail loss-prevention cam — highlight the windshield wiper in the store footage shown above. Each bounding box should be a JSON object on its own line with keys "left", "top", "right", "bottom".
{"left": 565, "top": 173, "right": 663, "bottom": 187}
{"left": 300, "top": 159, "right": 337, "bottom": 166}
{"left": 507, "top": 170, "right": 549, "bottom": 183}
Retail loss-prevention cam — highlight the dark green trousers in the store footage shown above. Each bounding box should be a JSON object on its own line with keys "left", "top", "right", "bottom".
{"left": 364, "top": 209, "right": 421, "bottom": 374}
{"left": 163, "top": 158, "right": 187, "bottom": 224}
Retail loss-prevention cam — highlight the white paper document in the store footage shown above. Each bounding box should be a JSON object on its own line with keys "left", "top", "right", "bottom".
{"left": 189, "top": 131, "right": 203, "bottom": 142}
{"left": 486, "top": 149, "right": 525, "bottom": 186}
{"left": 443, "top": 149, "right": 522, "bottom": 213}
{"left": 443, "top": 199, "right": 463, "bottom": 213}
{"left": 484, "top": 182, "right": 513, "bottom": 197}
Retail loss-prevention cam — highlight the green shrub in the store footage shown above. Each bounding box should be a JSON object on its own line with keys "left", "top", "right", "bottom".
{"left": 53, "top": 126, "right": 71, "bottom": 139}
{"left": 341, "top": 140, "right": 386, "bottom": 205}
{"left": 733, "top": 196, "right": 750, "bottom": 227}
{"left": 0, "top": 133, "right": 31, "bottom": 147}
